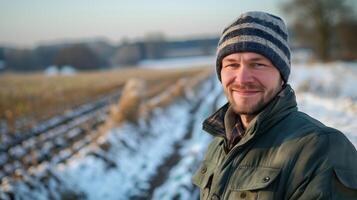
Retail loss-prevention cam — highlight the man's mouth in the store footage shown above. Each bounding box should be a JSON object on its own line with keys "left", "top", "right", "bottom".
{"left": 231, "top": 89, "right": 262, "bottom": 96}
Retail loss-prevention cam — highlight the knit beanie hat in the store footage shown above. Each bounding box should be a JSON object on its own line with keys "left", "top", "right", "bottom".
{"left": 216, "top": 11, "right": 291, "bottom": 83}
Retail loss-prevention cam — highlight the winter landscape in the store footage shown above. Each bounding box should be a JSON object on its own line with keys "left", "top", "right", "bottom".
{"left": 0, "top": 57, "right": 356, "bottom": 200}
{"left": 1, "top": 0, "right": 357, "bottom": 199}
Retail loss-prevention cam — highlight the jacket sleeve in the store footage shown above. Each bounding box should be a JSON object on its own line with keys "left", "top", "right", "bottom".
{"left": 287, "top": 130, "right": 357, "bottom": 200}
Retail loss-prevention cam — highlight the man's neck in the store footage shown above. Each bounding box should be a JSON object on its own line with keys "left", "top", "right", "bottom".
{"left": 240, "top": 114, "right": 256, "bottom": 129}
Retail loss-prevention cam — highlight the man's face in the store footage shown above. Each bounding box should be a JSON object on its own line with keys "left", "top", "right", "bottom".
{"left": 221, "top": 52, "right": 283, "bottom": 116}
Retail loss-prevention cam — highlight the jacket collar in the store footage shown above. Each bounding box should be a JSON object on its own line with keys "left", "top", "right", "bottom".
{"left": 202, "top": 84, "right": 298, "bottom": 140}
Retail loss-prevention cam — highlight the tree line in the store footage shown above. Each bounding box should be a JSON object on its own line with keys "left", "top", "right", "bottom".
{"left": 0, "top": 37, "right": 218, "bottom": 72}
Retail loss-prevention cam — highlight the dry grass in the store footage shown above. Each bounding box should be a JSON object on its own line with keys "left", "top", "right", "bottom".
{"left": 110, "top": 78, "right": 146, "bottom": 124}
{"left": 0, "top": 66, "right": 212, "bottom": 132}
{"left": 139, "top": 68, "right": 213, "bottom": 120}
{"left": 106, "top": 68, "right": 213, "bottom": 128}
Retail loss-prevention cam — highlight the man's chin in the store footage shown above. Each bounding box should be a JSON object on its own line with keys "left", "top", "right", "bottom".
{"left": 230, "top": 101, "right": 266, "bottom": 116}
{"left": 232, "top": 108, "right": 260, "bottom": 116}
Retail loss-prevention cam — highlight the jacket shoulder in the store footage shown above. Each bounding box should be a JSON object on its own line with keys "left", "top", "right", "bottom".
{"left": 281, "top": 111, "right": 357, "bottom": 168}
{"left": 284, "top": 111, "right": 344, "bottom": 138}
{"left": 290, "top": 111, "right": 327, "bottom": 130}
{"left": 325, "top": 129, "right": 357, "bottom": 169}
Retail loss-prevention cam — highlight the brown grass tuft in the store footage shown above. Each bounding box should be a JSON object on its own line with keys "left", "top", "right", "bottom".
{"left": 110, "top": 78, "right": 146, "bottom": 125}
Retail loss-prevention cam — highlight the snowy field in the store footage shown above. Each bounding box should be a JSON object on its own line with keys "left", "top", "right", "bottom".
{"left": 2, "top": 61, "right": 357, "bottom": 200}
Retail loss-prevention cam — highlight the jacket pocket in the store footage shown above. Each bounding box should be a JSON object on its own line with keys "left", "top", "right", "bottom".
{"left": 333, "top": 168, "right": 357, "bottom": 199}
{"left": 227, "top": 166, "right": 281, "bottom": 200}
{"left": 192, "top": 161, "right": 216, "bottom": 200}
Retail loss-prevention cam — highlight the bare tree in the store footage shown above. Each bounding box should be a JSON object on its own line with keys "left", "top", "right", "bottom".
{"left": 143, "top": 32, "right": 166, "bottom": 59}
{"left": 283, "top": 0, "right": 354, "bottom": 61}
{"left": 335, "top": 17, "right": 357, "bottom": 60}
{"left": 53, "top": 44, "right": 103, "bottom": 70}
{"left": 111, "top": 43, "right": 142, "bottom": 66}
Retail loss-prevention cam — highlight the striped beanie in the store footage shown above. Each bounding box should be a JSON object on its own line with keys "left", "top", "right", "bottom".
{"left": 216, "top": 11, "right": 291, "bottom": 83}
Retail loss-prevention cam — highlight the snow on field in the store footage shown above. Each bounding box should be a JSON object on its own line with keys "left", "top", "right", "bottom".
{"left": 151, "top": 77, "right": 223, "bottom": 200}
{"left": 291, "top": 62, "right": 357, "bottom": 99}
{"left": 2, "top": 60, "right": 357, "bottom": 200}
{"left": 59, "top": 101, "right": 194, "bottom": 199}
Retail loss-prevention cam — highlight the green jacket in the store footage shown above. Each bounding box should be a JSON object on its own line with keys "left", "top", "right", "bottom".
{"left": 192, "top": 85, "right": 357, "bottom": 200}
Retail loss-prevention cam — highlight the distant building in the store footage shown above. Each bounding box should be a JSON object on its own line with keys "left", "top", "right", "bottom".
{"left": 44, "top": 65, "right": 59, "bottom": 76}
{"left": 61, "top": 65, "right": 77, "bottom": 75}
{"left": 44, "top": 65, "right": 77, "bottom": 76}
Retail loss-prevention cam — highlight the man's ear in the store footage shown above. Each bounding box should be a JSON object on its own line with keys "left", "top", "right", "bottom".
{"left": 280, "top": 76, "right": 285, "bottom": 86}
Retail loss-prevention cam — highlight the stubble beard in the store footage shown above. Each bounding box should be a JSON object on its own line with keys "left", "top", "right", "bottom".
{"left": 224, "top": 83, "right": 281, "bottom": 116}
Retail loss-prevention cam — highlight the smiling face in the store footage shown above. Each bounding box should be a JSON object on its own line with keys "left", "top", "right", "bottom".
{"left": 221, "top": 52, "right": 283, "bottom": 116}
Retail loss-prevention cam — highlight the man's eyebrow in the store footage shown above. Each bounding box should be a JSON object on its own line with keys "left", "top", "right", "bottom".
{"left": 223, "top": 56, "right": 266, "bottom": 63}
{"left": 249, "top": 57, "right": 265, "bottom": 61}
{"left": 223, "top": 58, "right": 239, "bottom": 62}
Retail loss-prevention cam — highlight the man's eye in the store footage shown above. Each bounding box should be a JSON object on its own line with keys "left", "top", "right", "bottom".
{"left": 253, "top": 63, "right": 266, "bottom": 68}
{"left": 224, "top": 64, "right": 239, "bottom": 68}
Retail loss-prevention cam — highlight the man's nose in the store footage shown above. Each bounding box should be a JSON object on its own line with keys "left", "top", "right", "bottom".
{"left": 235, "top": 64, "right": 253, "bottom": 84}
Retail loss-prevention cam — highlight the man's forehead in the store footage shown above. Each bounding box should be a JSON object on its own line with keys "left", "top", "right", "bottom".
{"left": 222, "top": 52, "right": 268, "bottom": 62}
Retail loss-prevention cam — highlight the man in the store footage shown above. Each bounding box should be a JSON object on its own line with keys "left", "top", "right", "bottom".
{"left": 192, "top": 11, "right": 357, "bottom": 199}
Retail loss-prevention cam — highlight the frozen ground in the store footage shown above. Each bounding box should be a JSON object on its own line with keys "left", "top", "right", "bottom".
{"left": 2, "top": 61, "right": 357, "bottom": 200}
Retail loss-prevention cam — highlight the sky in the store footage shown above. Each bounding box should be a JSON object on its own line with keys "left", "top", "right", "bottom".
{"left": 0, "top": 0, "right": 355, "bottom": 48}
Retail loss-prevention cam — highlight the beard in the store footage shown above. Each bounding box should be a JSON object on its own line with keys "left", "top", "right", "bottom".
{"left": 224, "top": 82, "right": 281, "bottom": 116}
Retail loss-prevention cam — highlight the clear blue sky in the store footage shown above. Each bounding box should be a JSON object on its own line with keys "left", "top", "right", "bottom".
{"left": 0, "top": 0, "right": 355, "bottom": 48}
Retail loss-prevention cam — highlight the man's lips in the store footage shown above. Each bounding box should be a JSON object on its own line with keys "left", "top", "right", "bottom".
{"left": 231, "top": 89, "right": 262, "bottom": 96}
